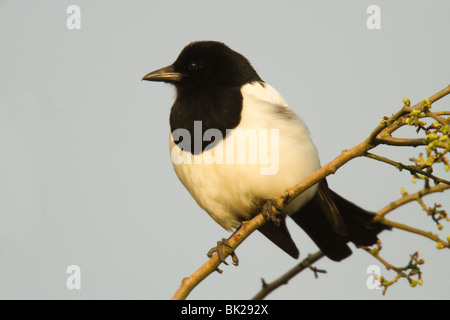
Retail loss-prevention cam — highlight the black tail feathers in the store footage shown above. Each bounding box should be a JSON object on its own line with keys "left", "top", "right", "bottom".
{"left": 290, "top": 182, "right": 391, "bottom": 261}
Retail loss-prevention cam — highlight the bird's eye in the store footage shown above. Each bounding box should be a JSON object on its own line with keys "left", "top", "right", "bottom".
{"left": 188, "top": 60, "right": 202, "bottom": 72}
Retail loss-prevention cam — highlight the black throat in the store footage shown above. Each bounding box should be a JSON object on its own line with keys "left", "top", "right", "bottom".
{"left": 169, "top": 85, "right": 243, "bottom": 155}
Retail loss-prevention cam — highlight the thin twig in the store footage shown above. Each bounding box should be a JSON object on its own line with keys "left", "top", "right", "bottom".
{"left": 364, "top": 152, "right": 450, "bottom": 185}
{"left": 251, "top": 251, "right": 325, "bottom": 300}
{"left": 359, "top": 246, "right": 424, "bottom": 295}
{"left": 375, "top": 217, "right": 449, "bottom": 248}
{"left": 376, "top": 183, "right": 450, "bottom": 218}
{"left": 378, "top": 136, "right": 449, "bottom": 149}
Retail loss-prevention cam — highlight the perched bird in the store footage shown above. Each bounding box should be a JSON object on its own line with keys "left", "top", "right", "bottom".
{"left": 142, "top": 41, "right": 389, "bottom": 262}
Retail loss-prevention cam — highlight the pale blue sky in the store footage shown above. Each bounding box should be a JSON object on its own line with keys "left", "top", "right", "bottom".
{"left": 0, "top": 0, "right": 449, "bottom": 299}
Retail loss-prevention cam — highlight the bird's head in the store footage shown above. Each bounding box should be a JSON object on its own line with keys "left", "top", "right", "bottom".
{"left": 142, "top": 41, "right": 262, "bottom": 93}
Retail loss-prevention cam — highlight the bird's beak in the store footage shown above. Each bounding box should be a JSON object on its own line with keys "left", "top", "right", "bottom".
{"left": 142, "top": 65, "right": 183, "bottom": 83}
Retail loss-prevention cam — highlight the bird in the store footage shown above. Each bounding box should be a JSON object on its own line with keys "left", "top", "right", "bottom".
{"left": 142, "top": 41, "right": 389, "bottom": 262}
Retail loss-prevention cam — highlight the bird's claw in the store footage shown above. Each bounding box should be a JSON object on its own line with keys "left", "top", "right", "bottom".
{"left": 207, "top": 238, "right": 239, "bottom": 266}
{"left": 262, "top": 199, "right": 282, "bottom": 227}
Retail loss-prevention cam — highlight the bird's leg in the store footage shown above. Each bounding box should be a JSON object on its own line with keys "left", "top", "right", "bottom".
{"left": 262, "top": 199, "right": 283, "bottom": 227}
{"left": 207, "top": 238, "right": 239, "bottom": 266}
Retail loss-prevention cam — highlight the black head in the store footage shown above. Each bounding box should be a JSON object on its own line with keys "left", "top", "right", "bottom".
{"left": 142, "top": 41, "right": 262, "bottom": 93}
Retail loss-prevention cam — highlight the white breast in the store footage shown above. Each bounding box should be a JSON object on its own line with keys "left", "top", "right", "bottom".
{"left": 169, "top": 82, "right": 320, "bottom": 231}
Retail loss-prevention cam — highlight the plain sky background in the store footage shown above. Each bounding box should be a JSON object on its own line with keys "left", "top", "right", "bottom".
{"left": 0, "top": 1, "right": 449, "bottom": 300}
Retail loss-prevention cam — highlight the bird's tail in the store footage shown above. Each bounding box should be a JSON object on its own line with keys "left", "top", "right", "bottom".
{"left": 290, "top": 181, "right": 390, "bottom": 261}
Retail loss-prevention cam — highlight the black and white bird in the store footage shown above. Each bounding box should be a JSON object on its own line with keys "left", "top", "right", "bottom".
{"left": 142, "top": 41, "right": 389, "bottom": 262}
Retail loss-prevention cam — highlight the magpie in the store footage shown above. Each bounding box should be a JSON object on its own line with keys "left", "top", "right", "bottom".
{"left": 142, "top": 41, "right": 389, "bottom": 262}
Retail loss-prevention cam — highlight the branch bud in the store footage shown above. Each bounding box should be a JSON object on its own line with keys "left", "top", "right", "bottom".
{"left": 427, "top": 133, "right": 438, "bottom": 141}
{"left": 428, "top": 141, "right": 436, "bottom": 150}
{"left": 442, "top": 125, "right": 449, "bottom": 135}
{"left": 436, "top": 242, "right": 445, "bottom": 250}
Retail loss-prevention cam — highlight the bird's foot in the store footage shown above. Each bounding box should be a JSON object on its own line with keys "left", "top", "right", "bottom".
{"left": 262, "top": 199, "right": 283, "bottom": 227}
{"left": 207, "top": 238, "right": 239, "bottom": 266}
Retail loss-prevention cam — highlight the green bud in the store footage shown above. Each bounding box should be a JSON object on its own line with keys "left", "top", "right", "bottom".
{"left": 410, "top": 280, "right": 417, "bottom": 287}
{"left": 403, "top": 97, "right": 411, "bottom": 106}
{"left": 427, "top": 133, "right": 438, "bottom": 141}
{"left": 437, "top": 224, "right": 443, "bottom": 230}
{"left": 428, "top": 141, "right": 436, "bottom": 150}
{"left": 418, "top": 278, "right": 423, "bottom": 286}
{"left": 436, "top": 242, "right": 445, "bottom": 250}
{"left": 442, "top": 125, "right": 449, "bottom": 135}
